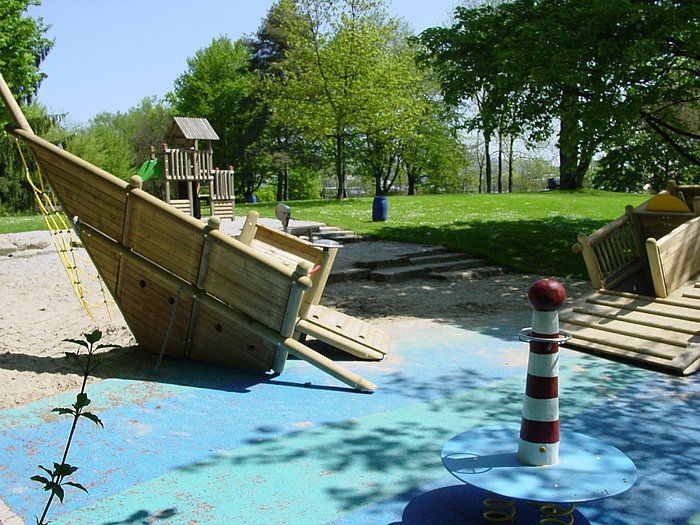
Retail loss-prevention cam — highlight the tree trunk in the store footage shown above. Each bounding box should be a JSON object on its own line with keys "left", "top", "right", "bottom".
{"left": 508, "top": 135, "right": 514, "bottom": 193}
{"left": 497, "top": 134, "right": 503, "bottom": 193}
{"left": 484, "top": 129, "right": 492, "bottom": 193}
{"left": 283, "top": 165, "right": 289, "bottom": 201}
{"left": 558, "top": 92, "right": 592, "bottom": 190}
{"left": 335, "top": 134, "right": 346, "bottom": 199}
{"left": 407, "top": 166, "right": 416, "bottom": 195}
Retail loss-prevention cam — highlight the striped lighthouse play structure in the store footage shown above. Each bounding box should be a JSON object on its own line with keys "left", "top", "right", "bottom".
{"left": 517, "top": 278, "right": 568, "bottom": 466}
{"left": 441, "top": 278, "right": 638, "bottom": 524}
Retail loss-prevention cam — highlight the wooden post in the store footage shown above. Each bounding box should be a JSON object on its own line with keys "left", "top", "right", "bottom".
{"left": 646, "top": 238, "right": 667, "bottom": 298}
{"left": 0, "top": 72, "right": 33, "bottom": 132}
{"left": 298, "top": 246, "right": 338, "bottom": 319}
{"left": 576, "top": 232, "right": 603, "bottom": 289}
{"left": 280, "top": 262, "right": 313, "bottom": 338}
{"left": 239, "top": 210, "right": 259, "bottom": 245}
{"left": 282, "top": 337, "right": 377, "bottom": 391}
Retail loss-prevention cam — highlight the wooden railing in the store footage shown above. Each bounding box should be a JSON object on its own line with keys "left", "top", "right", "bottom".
{"left": 159, "top": 148, "right": 214, "bottom": 181}
{"left": 646, "top": 215, "right": 700, "bottom": 298}
{"left": 211, "top": 168, "right": 235, "bottom": 199}
{"left": 572, "top": 211, "right": 644, "bottom": 290}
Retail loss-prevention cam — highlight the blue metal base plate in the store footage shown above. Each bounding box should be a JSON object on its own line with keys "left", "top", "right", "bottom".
{"left": 442, "top": 425, "right": 637, "bottom": 503}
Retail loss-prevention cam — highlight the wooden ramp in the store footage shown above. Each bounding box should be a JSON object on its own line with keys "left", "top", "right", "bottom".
{"left": 297, "top": 304, "right": 390, "bottom": 361}
{"left": 559, "top": 277, "right": 700, "bottom": 375}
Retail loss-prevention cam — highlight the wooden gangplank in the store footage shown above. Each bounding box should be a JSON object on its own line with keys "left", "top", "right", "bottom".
{"left": 559, "top": 277, "right": 700, "bottom": 375}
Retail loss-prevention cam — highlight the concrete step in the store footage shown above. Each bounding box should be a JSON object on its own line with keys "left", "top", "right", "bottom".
{"left": 301, "top": 231, "right": 369, "bottom": 244}
{"left": 370, "top": 258, "right": 490, "bottom": 282}
{"left": 327, "top": 267, "right": 372, "bottom": 284}
{"left": 407, "top": 252, "right": 475, "bottom": 266}
{"left": 355, "top": 247, "right": 451, "bottom": 269}
{"left": 431, "top": 266, "right": 507, "bottom": 281}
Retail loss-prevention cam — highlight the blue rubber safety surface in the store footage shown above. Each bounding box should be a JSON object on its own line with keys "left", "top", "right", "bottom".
{"left": 1, "top": 318, "right": 698, "bottom": 524}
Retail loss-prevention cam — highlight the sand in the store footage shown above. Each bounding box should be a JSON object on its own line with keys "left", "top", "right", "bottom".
{"left": 0, "top": 229, "right": 590, "bottom": 409}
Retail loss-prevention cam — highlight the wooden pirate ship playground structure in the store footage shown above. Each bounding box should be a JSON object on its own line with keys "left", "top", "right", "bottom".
{"left": 562, "top": 184, "right": 700, "bottom": 375}
{"left": 1, "top": 72, "right": 387, "bottom": 391}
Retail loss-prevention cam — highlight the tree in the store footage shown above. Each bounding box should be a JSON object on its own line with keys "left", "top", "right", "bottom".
{"left": 0, "top": 0, "right": 53, "bottom": 213}
{"left": 246, "top": 3, "right": 318, "bottom": 202}
{"left": 418, "top": 0, "right": 700, "bottom": 190}
{"left": 0, "top": 0, "right": 53, "bottom": 106}
{"left": 60, "top": 97, "right": 172, "bottom": 182}
{"left": 171, "top": 36, "right": 269, "bottom": 201}
{"left": 70, "top": 115, "right": 135, "bottom": 179}
{"left": 401, "top": 96, "right": 465, "bottom": 195}
{"left": 270, "top": 0, "right": 424, "bottom": 199}
{"left": 594, "top": 126, "right": 700, "bottom": 193}
{"left": 0, "top": 102, "right": 61, "bottom": 212}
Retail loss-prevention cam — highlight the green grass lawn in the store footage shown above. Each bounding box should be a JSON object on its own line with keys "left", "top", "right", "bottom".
{"left": 237, "top": 190, "right": 648, "bottom": 278}
{"left": 2, "top": 190, "right": 648, "bottom": 278}
{"left": 0, "top": 214, "right": 48, "bottom": 233}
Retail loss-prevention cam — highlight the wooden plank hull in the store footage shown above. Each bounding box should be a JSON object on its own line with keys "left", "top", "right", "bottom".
{"left": 560, "top": 281, "right": 700, "bottom": 375}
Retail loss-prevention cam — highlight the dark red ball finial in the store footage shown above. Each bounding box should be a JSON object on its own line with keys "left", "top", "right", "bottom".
{"left": 528, "top": 279, "right": 566, "bottom": 311}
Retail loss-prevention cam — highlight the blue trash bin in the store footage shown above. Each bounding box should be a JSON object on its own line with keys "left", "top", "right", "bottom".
{"left": 372, "top": 195, "right": 388, "bottom": 222}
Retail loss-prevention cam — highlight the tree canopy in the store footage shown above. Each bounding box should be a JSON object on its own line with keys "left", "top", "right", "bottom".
{"left": 0, "top": 0, "right": 53, "bottom": 212}
{"left": 171, "top": 36, "right": 270, "bottom": 200}
{"left": 267, "top": 0, "right": 428, "bottom": 198}
{"left": 0, "top": 0, "right": 53, "bottom": 105}
{"left": 417, "top": 0, "right": 700, "bottom": 189}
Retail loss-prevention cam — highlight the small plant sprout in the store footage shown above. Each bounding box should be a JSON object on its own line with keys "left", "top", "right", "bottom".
{"left": 31, "top": 329, "right": 120, "bottom": 525}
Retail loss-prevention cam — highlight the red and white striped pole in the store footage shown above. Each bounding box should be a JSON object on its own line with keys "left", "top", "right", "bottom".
{"left": 517, "top": 279, "right": 567, "bottom": 466}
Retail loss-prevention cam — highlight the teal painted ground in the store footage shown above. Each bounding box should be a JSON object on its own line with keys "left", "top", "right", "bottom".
{"left": 1, "top": 319, "right": 698, "bottom": 524}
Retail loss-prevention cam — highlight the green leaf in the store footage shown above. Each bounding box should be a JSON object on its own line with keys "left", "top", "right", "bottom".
{"left": 65, "top": 481, "right": 89, "bottom": 494}
{"left": 51, "top": 407, "right": 75, "bottom": 416}
{"left": 38, "top": 465, "right": 53, "bottom": 477}
{"left": 53, "top": 463, "right": 79, "bottom": 477}
{"left": 63, "top": 338, "right": 89, "bottom": 349}
{"left": 51, "top": 483, "right": 65, "bottom": 503}
{"left": 73, "top": 393, "right": 90, "bottom": 410}
{"left": 30, "top": 475, "right": 50, "bottom": 485}
{"left": 85, "top": 329, "right": 102, "bottom": 344}
{"left": 81, "top": 412, "right": 103, "bottom": 427}
{"left": 96, "top": 343, "right": 121, "bottom": 350}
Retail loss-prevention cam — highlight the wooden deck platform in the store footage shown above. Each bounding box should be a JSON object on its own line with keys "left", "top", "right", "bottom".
{"left": 559, "top": 275, "right": 700, "bottom": 375}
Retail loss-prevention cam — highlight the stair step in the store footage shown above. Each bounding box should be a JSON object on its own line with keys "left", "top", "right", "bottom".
{"left": 355, "top": 247, "right": 452, "bottom": 269}
{"left": 370, "top": 258, "right": 489, "bottom": 282}
{"left": 327, "top": 267, "right": 372, "bottom": 283}
{"left": 301, "top": 232, "right": 368, "bottom": 244}
{"left": 408, "top": 252, "right": 474, "bottom": 265}
{"left": 431, "top": 266, "right": 506, "bottom": 281}
{"left": 315, "top": 230, "right": 357, "bottom": 238}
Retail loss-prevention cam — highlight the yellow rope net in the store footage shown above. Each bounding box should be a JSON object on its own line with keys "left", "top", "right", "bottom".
{"left": 14, "top": 139, "right": 114, "bottom": 322}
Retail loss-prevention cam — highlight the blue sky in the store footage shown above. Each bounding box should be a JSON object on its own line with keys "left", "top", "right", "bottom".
{"left": 28, "top": 1, "right": 460, "bottom": 125}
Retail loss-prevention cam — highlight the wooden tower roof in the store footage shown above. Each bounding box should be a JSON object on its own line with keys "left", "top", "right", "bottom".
{"left": 167, "top": 117, "right": 220, "bottom": 142}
